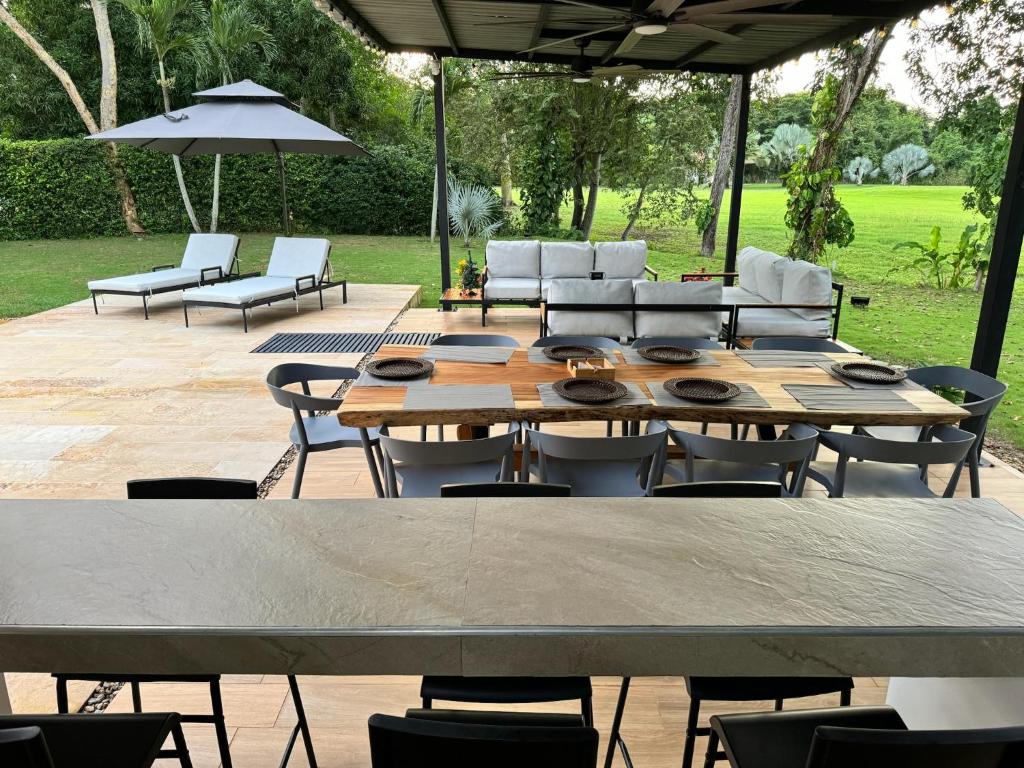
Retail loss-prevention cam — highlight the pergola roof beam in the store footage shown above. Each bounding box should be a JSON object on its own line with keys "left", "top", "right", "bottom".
{"left": 430, "top": 0, "right": 460, "bottom": 55}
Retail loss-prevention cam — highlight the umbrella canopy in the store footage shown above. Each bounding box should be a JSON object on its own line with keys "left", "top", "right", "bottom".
{"left": 88, "top": 79, "right": 367, "bottom": 158}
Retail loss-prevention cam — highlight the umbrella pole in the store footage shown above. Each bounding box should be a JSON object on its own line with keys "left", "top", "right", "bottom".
{"left": 276, "top": 150, "right": 290, "bottom": 236}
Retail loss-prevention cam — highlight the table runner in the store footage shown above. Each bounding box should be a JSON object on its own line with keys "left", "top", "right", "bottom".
{"left": 735, "top": 350, "right": 832, "bottom": 367}
{"left": 647, "top": 382, "right": 770, "bottom": 409}
{"left": 420, "top": 346, "right": 515, "bottom": 364}
{"left": 537, "top": 381, "right": 650, "bottom": 408}
{"left": 404, "top": 384, "right": 515, "bottom": 410}
{"left": 783, "top": 384, "right": 921, "bottom": 412}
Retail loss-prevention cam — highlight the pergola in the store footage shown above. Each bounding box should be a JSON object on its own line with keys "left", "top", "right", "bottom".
{"left": 318, "top": 0, "right": 1024, "bottom": 378}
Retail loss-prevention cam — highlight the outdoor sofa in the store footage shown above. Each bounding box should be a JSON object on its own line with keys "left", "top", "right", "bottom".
{"left": 479, "top": 239, "right": 658, "bottom": 325}
{"left": 181, "top": 236, "right": 345, "bottom": 332}
{"left": 682, "top": 246, "right": 844, "bottom": 340}
{"left": 87, "top": 233, "right": 247, "bottom": 319}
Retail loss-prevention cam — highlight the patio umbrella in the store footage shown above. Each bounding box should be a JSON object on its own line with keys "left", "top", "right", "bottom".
{"left": 88, "top": 79, "right": 368, "bottom": 234}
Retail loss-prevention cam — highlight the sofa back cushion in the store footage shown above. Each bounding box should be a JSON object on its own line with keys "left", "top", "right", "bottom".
{"left": 546, "top": 278, "right": 634, "bottom": 339}
{"left": 541, "top": 241, "right": 595, "bottom": 279}
{"left": 266, "top": 237, "right": 331, "bottom": 280}
{"left": 737, "top": 246, "right": 764, "bottom": 295}
{"left": 594, "top": 240, "right": 647, "bottom": 279}
{"left": 180, "top": 233, "right": 239, "bottom": 273}
{"left": 486, "top": 240, "right": 541, "bottom": 278}
{"left": 754, "top": 251, "right": 786, "bottom": 303}
{"left": 634, "top": 280, "right": 723, "bottom": 339}
{"left": 779, "top": 259, "right": 833, "bottom": 320}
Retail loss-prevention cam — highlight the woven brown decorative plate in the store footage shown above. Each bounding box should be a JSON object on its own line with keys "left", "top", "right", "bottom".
{"left": 365, "top": 357, "right": 434, "bottom": 380}
{"left": 636, "top": 345, "right": 702, "bottom": 364}
{"left": 542, "top": 344, "right": 600, "bottom": 362}
{"left": 664, "top": 377, "right": 740, "bottom": 402}
{"left": 552, "top": 377, "right": 627, "bottom": 404}
{"left": 831, "top": 361, "right": 906, "bottom": 384}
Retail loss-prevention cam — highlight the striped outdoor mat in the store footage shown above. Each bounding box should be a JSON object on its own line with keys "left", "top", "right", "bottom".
{"left": 783, "top": 385, "right": 921, "bottom": 411}
{"left": 251, "top": 332, "right": 440, "bottom": 354}
{"left": 735, "top": 351, "right": 832, "bottom": 367}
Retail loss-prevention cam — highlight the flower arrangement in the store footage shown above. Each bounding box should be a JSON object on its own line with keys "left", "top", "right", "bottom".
{"left": 456, "top": 253, "right": 481, "bottom": 294}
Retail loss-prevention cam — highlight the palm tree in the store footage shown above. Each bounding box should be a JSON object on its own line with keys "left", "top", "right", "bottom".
{"left": 205, "top": 0, "right": 276, "bottom": 233}
{"left": 118, "top": 0, "right": 204, "bottom": 232}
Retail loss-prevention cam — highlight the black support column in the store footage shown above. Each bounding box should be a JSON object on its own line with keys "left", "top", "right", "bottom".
{"left": 971, "top": 89, "right": 1024, "bottom": 377}
{"left": 433, "top": 57, "right": 452, "bottom": 310}
{"left": 723, "top": 73, "right": 751, "bottom": 287}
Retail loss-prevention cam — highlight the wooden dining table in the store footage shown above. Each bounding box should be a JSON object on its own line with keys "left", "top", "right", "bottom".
{"left": 338, "top": 344, "right": 970, "bottom": 496}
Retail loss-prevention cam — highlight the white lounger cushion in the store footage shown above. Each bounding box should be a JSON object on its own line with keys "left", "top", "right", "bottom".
{"left": 546, "top": 278, "right": 633, "bottom": 338}
{"left": 779, "top": 259, "right": 833, "bottom": 320}
{"left": 594, "top": 240, "right": 647, "bottom": 279}
{"left": 183, "top": 276, "right": 296, "bottom": 305}
{"left": 485, "top": 277, "right": 540, "bottom": 300}
{"left": 486, "top": 240, "right": 540, "bottom": 278}
{"left": 88, "top": 268, "right": 204, "bottom": 294}
{"left": 635, "top": 281, "right": 722, "bottom": 339}
{"left": 180, "top": 233, "right": 239, "bottom": 273}
{"left": 733, "top": 306, "right": 831, "bottom": 337}
{"left": 267, "top": 237, "right": 331, "bottom": 280}
{"left": 541, "top": 241, "right": 594, "bottom": 279}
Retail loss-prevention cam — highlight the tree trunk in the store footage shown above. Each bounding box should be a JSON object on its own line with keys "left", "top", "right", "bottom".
{"left": 622, "top": 183, "right": 648, "bottom": 241}
{"left": 570, "top": 153, "right": 585, "bottom": 231}
{"left": 90, "top": 0, "right": 116, "bottom": 131}
{"left": 158, "top": 58, "right": 201, "bottom": 232}
{"left": 975, "top": 267, "right": 985, "bottom": 293}
{"left": 0, "top": 2, "right": 146, "bottom": 235}
{"left": 701, "top": 74, "right": 743, "bottom": 258}
{"left": 580, "top": 152, "right": 602, "bottom": 240}
{"left": 211, "top": 153, "right": 222, "bottom": 232}
{"left": 500, "top": 132, "right": 514, "bottom": 209}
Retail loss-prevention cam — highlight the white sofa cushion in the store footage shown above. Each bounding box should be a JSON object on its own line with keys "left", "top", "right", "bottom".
{"left": 486, "top": 240, "right": 540, "bottom": 278}
{"left": 780, "top": 259, "right": 832, "bottom": 320}
{"left": 484, "top": 277, "right": 540, "bottom": 301}
{"left": 267, "top": 237, "right": 331, "bottom": 280}
{"left": 754, "top": 251, "right": 786, "bottom": 303}
{"left": 733, "top": 306, "right": 831, "bottom": 337}
{"left": 737, "top": 246, "right": 764, "bottom": 294}
{"left": 594, "top": 240, "right": 647, "bottom": 279}
{"left": 183, "top": 276, "right": 296, "bottom": 305}
{"left": 89, "top": 268, "right": 202, "bottom": 294}
{"left": 546, "top": 278, "right": 633, "bottom": 338}
{"left": 722, "top": 286, "right": 767, "bottom": 306}
{"left": 180, "top": 233, "right": 239, "bottom": 273}
{"left": 541, "top": 241, "right": 595, "bottom": 279}
{"left": 635, "top": 281, "right": 723, "bottom": 339}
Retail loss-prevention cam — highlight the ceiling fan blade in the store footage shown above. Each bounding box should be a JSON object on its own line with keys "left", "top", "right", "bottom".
{"left": 590, "top": 64, "right": 643, "bottom": 75}
{"left": 551, "top": 0, "right": 634, "bottom": 16}
{"left": 673, "top": 23, "right": 744, "bottom": 43}
{"left": 489, "top": 72, "right": 571, "bottom": 80}
{"left": 611, "top": 29, "right": 644, "bottom": 57}
{"left": 678, "top": 0, "right": 789, "bottom": 19}
{"left": 693, "top": 12, "right": 838, "bottom": 24}
{"left": 646, "top": 0, "right": 687, "bottom": 15}
{"left": 518, "top": 22, "right": 629, "bottom": 54}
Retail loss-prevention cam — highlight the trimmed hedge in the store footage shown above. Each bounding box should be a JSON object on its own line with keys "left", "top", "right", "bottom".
{"left": 0, "top": 139, "right": 436, "bottom": 239}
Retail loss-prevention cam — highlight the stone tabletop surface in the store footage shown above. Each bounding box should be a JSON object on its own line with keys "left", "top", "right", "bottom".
{"left": 2, "top": 497, "right": 1024, "bottom": 677}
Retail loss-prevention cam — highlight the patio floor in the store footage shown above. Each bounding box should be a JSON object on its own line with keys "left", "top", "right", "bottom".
{"left": 3, "top": 300, "right": 1023, "bottom": 766}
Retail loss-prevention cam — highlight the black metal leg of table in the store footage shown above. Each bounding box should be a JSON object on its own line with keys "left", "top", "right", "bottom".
{"left": 757, "top": 425, "right": 778, "bottom": 441}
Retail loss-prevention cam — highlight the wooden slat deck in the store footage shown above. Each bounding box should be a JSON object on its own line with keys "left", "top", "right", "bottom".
{"left": 339, "top": 345, "right": 970, "bottom": 428}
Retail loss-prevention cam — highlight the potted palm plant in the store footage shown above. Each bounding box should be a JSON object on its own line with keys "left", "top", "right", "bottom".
{"left": 448, "top": 179, "right": 503, "bottom": 296}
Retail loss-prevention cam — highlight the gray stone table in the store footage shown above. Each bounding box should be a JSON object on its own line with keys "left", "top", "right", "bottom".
{"left": 1, "top": 497, "right": 1024, "bottom": 680}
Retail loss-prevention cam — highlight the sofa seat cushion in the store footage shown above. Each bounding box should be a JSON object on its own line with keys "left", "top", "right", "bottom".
{"left": 541, "top": 241, "right": 594, "bottom": 279}
{"left": 89, "top": 268, "right": 203, "bottom": 294}
{"left": 635, "top": 281, "right": 723, "bottom": 339}
{"left": 266, "top": 237, "right": 331, "bottom": 280}
{"left": 594, "top": 240, "right": 647, "bottom": 279}
{"left": 180, "top": 233, "right": 239, "bottom": 273}
{"left": 485, "top": 277, "right": 540, "bottom": 301}
{"left": 779, "top": 259, "right": 833, "bottom": 320}
{"left": 486, "top": 240, "right": 541, "bottom": 278}
{"left": 546, "top": 279, "right": 634, "bottom": 339}
{"left": 183, "top": 276, "right": 296, "bottom": 305}
{"left": 733, "top": 306, "right": 830, "bottom": 338}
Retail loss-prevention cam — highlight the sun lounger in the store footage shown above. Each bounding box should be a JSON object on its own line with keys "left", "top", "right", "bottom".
{"left": 88, "top": 233, "right": 244, "bottom": 319}
{"left": 181, "top": 237, "right": 345, "bottom": 332}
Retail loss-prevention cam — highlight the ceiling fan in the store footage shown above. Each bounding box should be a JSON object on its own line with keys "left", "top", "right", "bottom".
{"left": 472, "top": 0, "right": 835, "bottom": 56}
{"left": 489, "top": 40, "right": 680, "bottom": 83}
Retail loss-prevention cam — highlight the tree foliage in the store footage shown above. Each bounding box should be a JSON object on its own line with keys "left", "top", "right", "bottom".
{"left": 762, "top": 123, "right": 811, "bottom": 170}
{"left": 844, "top": 156, "right": 879, "bottom": 185}
{"left": 882, "top": 144, "right": 936, "bottom": 185}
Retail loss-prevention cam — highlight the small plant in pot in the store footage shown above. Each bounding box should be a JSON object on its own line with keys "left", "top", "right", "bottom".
{"left": 449, "top": 179, "right": 503, "bottom": 296}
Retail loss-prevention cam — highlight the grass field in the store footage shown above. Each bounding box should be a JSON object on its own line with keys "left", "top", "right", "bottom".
{"left": 3, "top": 183, "right": 1023, "bottom": 445}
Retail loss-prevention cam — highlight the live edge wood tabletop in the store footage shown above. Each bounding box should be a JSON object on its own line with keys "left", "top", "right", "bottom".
{"left": 338, "top": 345, "right": 969, "bottom": 429}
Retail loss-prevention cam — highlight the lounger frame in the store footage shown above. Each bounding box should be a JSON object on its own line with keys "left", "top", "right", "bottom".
{"left": 182, "top": 248, "right": 346, "bottom": 332}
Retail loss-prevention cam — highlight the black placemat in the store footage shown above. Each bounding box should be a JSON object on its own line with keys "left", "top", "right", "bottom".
{"left": 783, "top": 384, "right": 921, "bottom": 411}
{"left": 537, "top": 381, "right": 649, "bottom": 407}
{"left": 647, "top": 382, "right": 770, "bottom": 409}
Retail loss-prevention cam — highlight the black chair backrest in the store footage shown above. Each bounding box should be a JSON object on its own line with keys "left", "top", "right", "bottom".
{"left": 440, "top": 482, "right": 572, "bottom": 497}
{"left": 368, "top": 713, "right": 598, "bottom": 768}
{"left": 807, "top": 725, "right": 1024, "bottom": 768}
{"left": 127, "top": 477, "right": 258, "bottom": 499}
{"left": 0, "top": 727, "right": 53, "bottom": 768}
{"left": 431, "top": 334, "right": 520, "bottom": 348}
{"left": 652, "top": 481, "right": 784, "bottom": 498}
{"left": 0, "top": 714, "right": 179, "bottom": 768}
{"left": 751, "top": 337, "right": 846, "bottom": 353}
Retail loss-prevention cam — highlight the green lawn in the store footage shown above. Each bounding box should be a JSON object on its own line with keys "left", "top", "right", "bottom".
{"left": 2, "top": 183, "right": 1022, "bottom": 445}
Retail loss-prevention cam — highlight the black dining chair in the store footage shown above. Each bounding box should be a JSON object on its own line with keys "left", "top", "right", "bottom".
{"left": 369, "top": 710, "right": 598, "bottom": 768}
{"left": 54, "top": 477, "right": 318, "bottom": 768}
{"left": 440, "top": 481, "right": 572, "bottom": 497}
{"left": 431, "top": 333, "right": 520, "bottom": 347}
{"left": 0, "top": 713, "right": 191, "bottom": 768}
{"left": 652, "top": 481, "right": 783, "bottom": 498}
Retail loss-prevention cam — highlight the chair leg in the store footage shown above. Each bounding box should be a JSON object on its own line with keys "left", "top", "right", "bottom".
{"left": 604, "top": 678, "right": 630, "bottom": 768}
{"left": 730, "top": 424, "right": 738, "bottom": 440}
{"left": 581, "top": 694, "right": 594, "bottom": 727}
{"left": 91, "top": 293, "right": 99, "bottom": 315}
{"left": 437, "top": 425, "right": 444, "bottom": 441}
{"left": 422, "top": 697, "right": 433, "bottom": 709}
{"left": 607, "top": 421, "right": 613, "bottom": 437}
{"left": 701, "top": 730, "right": 720, "bottom": 768}
{"left": 183, "top": 303, "right": 190, "bottom": 328}
{"left": 242, "top": 308, "right": 248, "bottom": 333}
{"left": 209, "top": 680, "right": 234, "bottom": 768}
{"left": 55, "top": 677, "right": 69, "bottom": 714}
{"left": 291, "top": 448, "right": 308, "bottom": 500}
{"left": 681, "top": 696, "right": 701, "bottom": 768}
{"left": 969, "top": 451, "right": 982, "bottom": 498}
{"left": 280, "top": 674, "right": 317, "bottom": 768}
{"left": 740, "top": 424, "right": 750, "bottom": 441}
{"left": 142, "top": 294, "right": 149, "bottom": 320}
{"left": 170, "top": 722, "right": 194, "bottom": 768}
{"left": 420, "top": 425, "right": 427, "bottom": 441}
{"left": 131, "top": 681, "right": 143, "bottom": 713}
{"left": 774, "top": 698, "right": 784, "bottom": 711}
{"left": 840, "top": 688, "right": 851, "bottom": 706}
{"left": 700, "top": 422, "right": 708, "bottom": 435}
